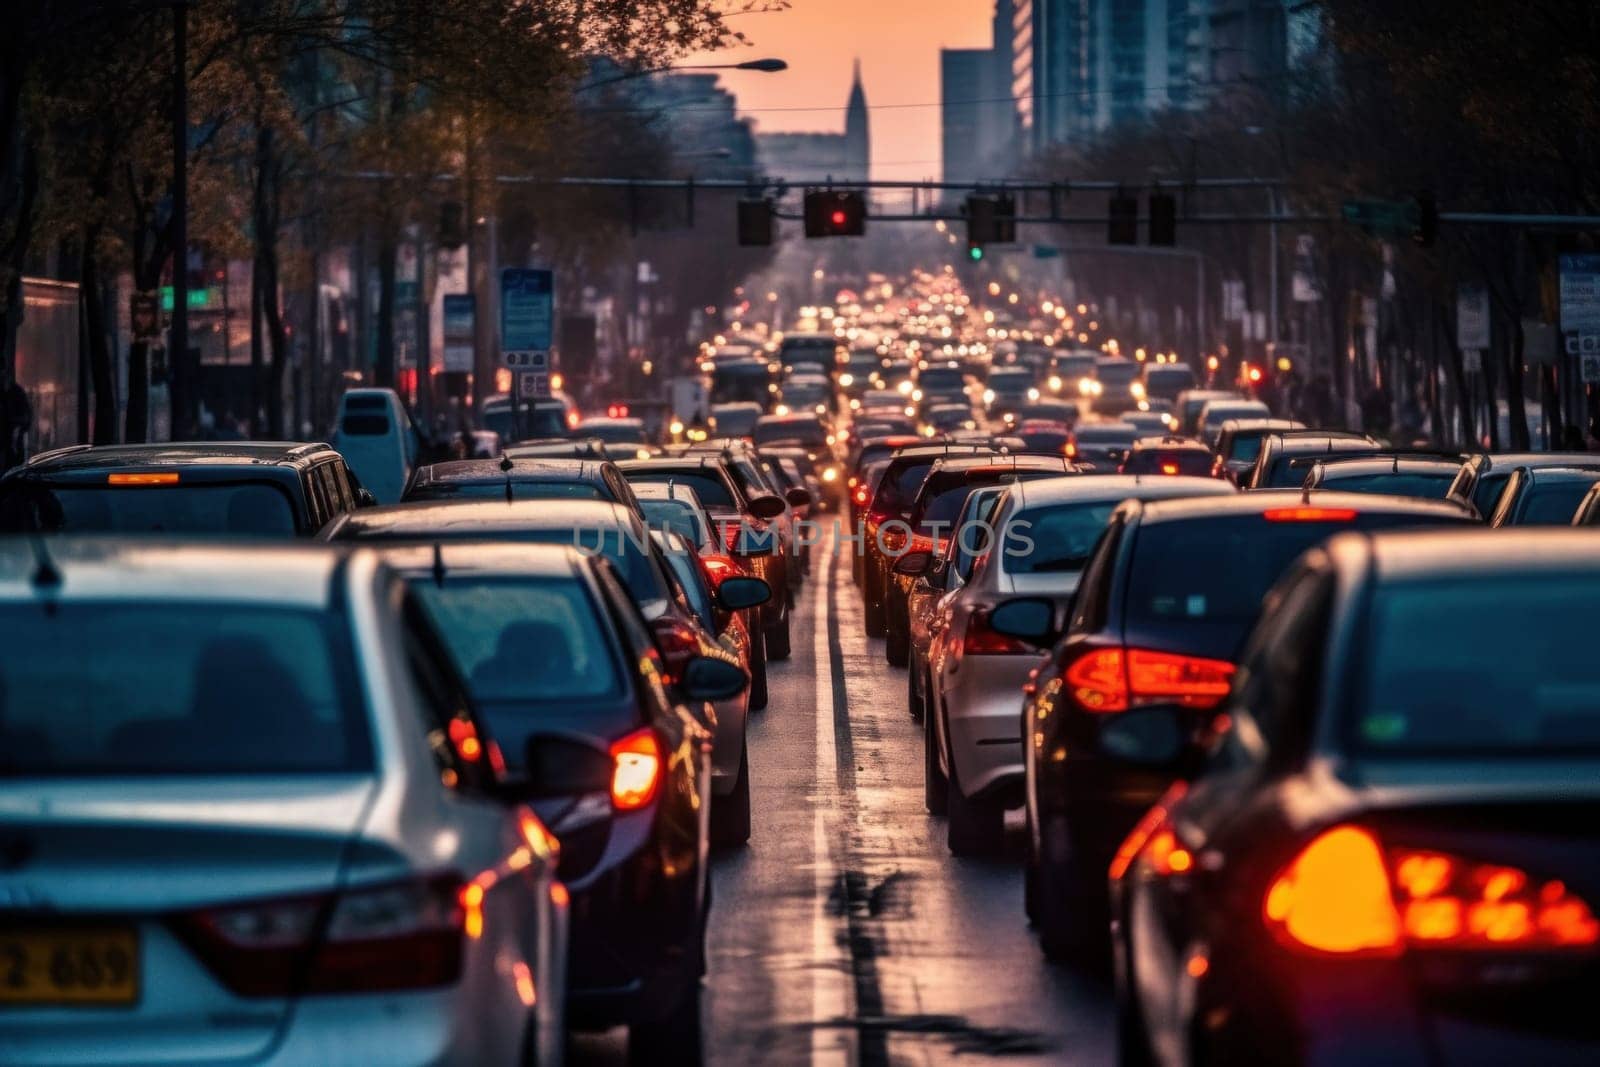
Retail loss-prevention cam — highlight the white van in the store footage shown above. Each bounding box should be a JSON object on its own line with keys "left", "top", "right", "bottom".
{"left": 331, "top": 388, "right": 417, "bottom": 504}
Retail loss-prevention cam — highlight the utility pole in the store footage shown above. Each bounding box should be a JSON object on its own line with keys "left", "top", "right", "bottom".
{"left": 170, "top": 0, "right": 190, "bottom": 439}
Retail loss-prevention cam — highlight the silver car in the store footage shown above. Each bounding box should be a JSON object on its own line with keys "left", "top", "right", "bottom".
{"left": 925, "top": 476, "right": 1236, "bottom": 855}
{"left": 0, "top": 540, "right": 567, "bottom": 1066}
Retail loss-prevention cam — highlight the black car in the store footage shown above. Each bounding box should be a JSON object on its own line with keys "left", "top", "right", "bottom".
{"left": 1443, "top": 451, "right": 1600, "bottom": 519}
{"left": 1210, "top": 418, "right": 1306, "bottom": 483}
{"left": 1242, "top": 431, "right": 1382, "bottom": 489}
{"left": 503, "top": 436, "right": 612, "bottom": 460}
{"left": 0, "top": 442, "right": 370, "bottom": 536}
{"left": 1302, "top": 455, "right": 1468, "bottom": 502}
{"left": 992, "top": 491, "right": 1478, "bottom": 962}
{"left": 1113, "top": 529, "right": 1600, "bottom": 1066}
{"left": 1485, "top": 465, "right": 1600, "bottom": 526}
{"left": 1118, "top": 436, "right": 1216, "bottom": 477}
{"left": 378, "top": 541, "right": 741, "bottom": 1056}
{"left": 403, "top": 456, "right": 642, "bottom": 514}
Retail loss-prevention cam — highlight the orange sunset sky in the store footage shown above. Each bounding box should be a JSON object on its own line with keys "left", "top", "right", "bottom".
{"left": 681, "top": 0, "right": 997, "bottom": 182}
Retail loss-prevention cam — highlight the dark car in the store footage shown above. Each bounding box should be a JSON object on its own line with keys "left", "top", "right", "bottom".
{"left": 1302, "top": 455, "right": 1467, "bottom": 503}
{"left": 0, "top": 442, "right": 369, "bottom": 536}
{"left": 503, "top": 436, "right": 612, "bottom": 460}
{"left": 1118, "top": 435, "right": 1217, "bottom": 477}
{"left": 1113, "top": 529, "right": 1600, "bottom": 1067}
{"left": 377, "top": 541, "right": 741, "bottom": 1056}
{"left": 1486, "top": 465, "right": 1600, "bottom": 526}
{"left": 883, "top": 453, "right": 1075, "bottom": 666}
{"left": 1210, "top": 418, "right": 1305, "bottom": 483}
{"left": 403, "top": 457, "right": 642, "bottom": 514}
{"left": 1067, "top": 421, "right": 1140, "bottom": 470}
{"left": 1242, "top": 430, "right": 1383, "bottom": 490}
{"left": 1446, "top": 452, "right": 1600, "bottom": 520}
{"left": 480, "top": 394, "right": 575, "bottom": 442}
{"left": 994, "top": 491, "right": 1478, "bottom": 962}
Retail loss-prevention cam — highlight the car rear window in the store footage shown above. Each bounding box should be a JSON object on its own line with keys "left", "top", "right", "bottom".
{"left": 1519, "top": 481, "right": 1596, "bottom": 524}
{"left": 626, "top": 470, "right": 736, "bottom": 509}
{"left": 918, "top": 367, "right": 964, "bottom": 390}
{"left": 913, "top": 470, "right": 1062, "bottom": 533}
{"left": 1122, "top": 450, "right": 1212, "bottom": 476}
{"left": 341, "top": 414, "right": 391, "bottom": 435}
{"left": 1354, "top": 576, "right": 1600, "bottom": 754}
{"left": 0, "top": 482, "right": 298, "bottom": 536}
{"left": 755, "top": 419, "right": 828, "bottom": 447}
{"left": 1096, "top": 362, "right": 1139, "bottom": 386}
{"left": 1318, "top": 472, "right": 1453, "bottom": 499}
{"left": 405, "top": 481, "right": 605, "bottom": 503}
{"left": 0, "top": 604, "right": 369, "bottom": 776}
{"left": 1225, "top": 433, "right": 1265, "bottom": 463}
{"left": 873, "top": 459, "right": 939, "bottom": 516}
{"left": 1004, "top": 502, "right": 1118, "bottom": 573}
{"left": 1472, "top": 471, "right": 1510, "bottom": 516}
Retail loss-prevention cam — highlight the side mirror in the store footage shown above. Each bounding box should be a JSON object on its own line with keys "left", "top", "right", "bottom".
{"left": 986, "top": 597, "right": 1057, "bottom": 644}
{"left": 681, "top": 655, "right": 749, "bottom": 701}
{"left": 714, "top": 575, "right": 771, "bottom": 611}
{"left": 785, "top": 486, "right": 813, "bottom": 509}
{"left": 1098, "top": 706, "right": 1186, "bottom": 768}
{"left": 748, "top": 494, "right": 787, "bottom": 521}
{"left": 522, "top": 734, "right": 613, "bottom": 796}
{"left": 893, "top": 550, "right": 933, "bottom": 577}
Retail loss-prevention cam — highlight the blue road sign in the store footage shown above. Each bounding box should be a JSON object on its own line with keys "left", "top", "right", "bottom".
{"left": 500, "top": 268, "right": 554, "bottom": 356}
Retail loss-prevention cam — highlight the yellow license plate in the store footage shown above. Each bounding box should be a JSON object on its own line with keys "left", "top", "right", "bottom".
{"left": 0, "top": 927, "right": 139, "bottom": 1006}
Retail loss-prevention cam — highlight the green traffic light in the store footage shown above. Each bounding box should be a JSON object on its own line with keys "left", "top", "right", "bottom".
{"left": 968, "top": 246, "right": 984, "bottom": 261}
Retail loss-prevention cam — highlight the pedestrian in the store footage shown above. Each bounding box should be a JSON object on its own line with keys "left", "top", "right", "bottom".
{"left": 1, "top": 376, "right": 32, "bottom": 473}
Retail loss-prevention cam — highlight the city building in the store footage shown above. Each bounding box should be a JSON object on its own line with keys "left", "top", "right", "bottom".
{"left": 756, "top": 61, "right": 870, "bottom": 184}
{"left": 940, "top": 1, "right": 1018, "bottom": 188}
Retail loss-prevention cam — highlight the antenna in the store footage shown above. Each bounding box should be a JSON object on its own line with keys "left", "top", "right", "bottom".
{"left": 29, "top": 536, "right": 62, "bottom": 589}
{"left": 431, "top": 543, "right": 447, "bottom": 588}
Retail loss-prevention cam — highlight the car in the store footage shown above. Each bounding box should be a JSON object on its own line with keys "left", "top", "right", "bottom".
{"left": 368, "top": 540, "right": 745, "bottom": 1056}
{"left": 925, "top": 403, "right": 978, "bottom": 433}
{"left": 850, "top": 415, "right": 918, "bottom": 438}
{"left": 1048, "top": 351, "right": 1100, "bottom": 397}
{"left": 0, "top": 539, "right": 567, "bottom": 1067}
{"left": 752, "top": 413, "right": 835, "bottom": 465}
{"left": 778, "top": 332, "right": 841, "bottom": 375}
{"left": 912, "top": 475, "right": 1236, "bottom": 856}
{"left": 403, "top": 456, "right": 643, "bottom": 513}
{"left": 1210, "top": 418, "right": 1305, "bottom": 484}
{"left": 1121, "top": 411, "right": 1175, "bottom": 438}
{"left": 619, "top": 455, "right": 793, "bottom": 660}
{"left": 1001, "top": 491, "right": 1479, "bottom": 961}
{"left": 984, "top": 367, "right": 1037, "bottom": 419}
{"left": 1445, "top": 451, "right": 1600, "bottom": 520}
{"left": 1091, "top": 357, "right": 1142, "bottom": 414}
{"left": 502, "top": 437, "right": 611, "bottom": 460}
{"left": 709, "top": 402, "right": 764, "bottom": 439}
{"left": 1113, "top": 529, "right": 1600, "bottom": 1067}
{"left": 837, "top": 350, "right": 884, "bottom": 395}
{"left": 707, "top": 358, "right": 773, "bottom": 407}
{"left": 775, "top": 377, "right": 832, "bottom": 416}
{"left": 1068, "top": 421, "right": 1140, "bottom": 470}
{"left": 1118, "top": 436, "right": 1217, "bottom": 477}
{"left": 1138, "top": 361, "right": 1197, "bottom": 403}
{"left": 1242, "top": 430, "right": 1383, "bottom": 490}
{"left": 481, "top": 394, "right": 577, "bottom": 442}
{"left": 1302, "top": 455, "right": 1468, "bottom": 502}
{"left": 1174, "top": 389, "right": 1242, "bottom": 436}
{"left": 0, "top": 442, "right": 371, "bottom": 536}
{"left": 1486, "top": 465, "right": 1600, "bottom": 525}
{"left": 882, "top": 453, "right": 1075, "bottom": 666}
{"left": 1013, "top": 419, "right": 1074, "bottom": 456}
{"left": 1009, "top": 400, "right": 1082, "bottom": 428}
{"left": 575, "top": 416, "right": 650, "bottom": 449}
{"left": 1194, "top": 398, "right": 1272, "bottom": 447}
{"left": 332, "top": 388, "right": 419, "bottom": 503}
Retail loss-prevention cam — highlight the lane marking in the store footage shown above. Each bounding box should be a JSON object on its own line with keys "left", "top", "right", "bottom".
{"left": 811, "top": 532, "right": 852, "bottom": 1066}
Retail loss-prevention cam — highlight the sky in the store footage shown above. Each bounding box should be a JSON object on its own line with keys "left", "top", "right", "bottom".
{"left": 680, "top": 0, "right": 996, "bottom": 182}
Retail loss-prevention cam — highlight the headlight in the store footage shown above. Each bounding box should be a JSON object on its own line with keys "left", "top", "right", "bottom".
{"left": 904, "top": 406, "right": 916, "bottom": 417}
{"left": 1027, "top": 387, "right": 1040, "bottom": 401}
{"left": 982, "top": 389, "right": 996, "bottom": 404}
{"left": 1130, "top": 382, "right": 1147, "bottom": 400}
{"left": 839, "top": 373, "right": 854, "bottom": 387}
{"left": 850, "top": 398, "right": 861, "bottom": 410}
{"left": 635, "top": 448, "right": 653, "bottom": 460}
{"left": 700, "top": 360, "right": 715, "bottom": 373}
{"left": 897, "top": 379, "right": 913, "bottom": 395}
{"left": 821, "top": 467, "right": 839, "bottom": 483}
{"left": 911, "top": 388, "right": 924, "bottom": 402}
{"left": 815, "top": 404, "right": 827, "bottom": 415}
{"left": 1048, "top": 375, "right": 1062, "bottom": 392}
{"left": 669, "top": 420, "right": 685, "bottom": 436}
{"left": 775, "top": 404, "right": 789, "bottom": 415}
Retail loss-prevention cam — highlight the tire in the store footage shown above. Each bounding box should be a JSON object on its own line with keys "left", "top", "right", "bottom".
{"left": 885, "top": 596, "right": 909, "bottom": 667}
{"left": 924, "top": 694, "right": 948, "bottom": 816}
{"left": 1034, "top": 813, "right": 1107, "bottom": 968}
{"left": 747, "top": 628, "right": 768, "bottom": 712}
{"left": 1115, "top": 965, "right": 1156, "bottom": 1067}
{"left": 765, "top": 616, "right": 792, "bottom": 661}
{"left": 711, "top": 743, "right": 752, "bottom": 849}
{"left": 863, "top": 564, "right": 886, "bottom": 637}
{"left": 627, "top": 982, "right": 703, "bottom": 1066}
{"left": 946, "top": 761, "right": 1004, "bottom": 857}
{"left": 907, "top": 660, "right": 924, "bottom": 722}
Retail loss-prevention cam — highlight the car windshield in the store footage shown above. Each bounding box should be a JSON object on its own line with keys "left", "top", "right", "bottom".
{"left": 1004, "top": 502, "right": 1118, "bottom": 573}
{"left": 0, "top": 482, "right": 297, "bottom": 536}
{"left": 407, "top": 577, "right": 635, "bottom": 753}
{"left": 406, "top": 480, "right": 605, "bottom": 503}
{"left": 918, "top": 368, "right": 964, "bottom": 390}
{"left": 1355, "top": 576, "right": 1600, "bottom": 754}
{"left": 0, "top": 603, "right": 368, "bottom": 776}
{"left": 713, "top": 408, "right": 762, "bottom": 436}
{"left": 1225, "top": 433, "right": 1266, "bottom": 463}
{"left": 913, "top": 470, "right": 1059, "bottom": 534}
{"left": 755, "top": 420, "right": 828, "bottom": 447}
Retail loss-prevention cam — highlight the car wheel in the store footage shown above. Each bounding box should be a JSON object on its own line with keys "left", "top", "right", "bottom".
{"left": 1034, "top": 813, "right": 1106, "bottom": 968}
{"left": 851, "top": 548, "right": 864, "bottom": 588}
{"left": 710, "top": 743, "right": 751, "bottom": 849}
{"left": 765, "top": 616, "right": 791, "bottom": 661}
{"left": 907, "top": 660, "right": 924, "bottom": 721}
{"left": 863, "top": 566, "right": 886, "bottom": 637}
{"left": 627, "top": 981, "right": 703, "bottom": 1066}
{"left": 946, "top": 763, "right": 1002, "bottom": 856}
{"left": 885, "top": 599, "right": 909, "bottom": 667}
{"left": 747, "top": 629, "right": 768, "bottom": 712}
{"left": 1114, "top": 948, "right": 1156, "bottom": 1067}
{"left": 924, "top": 695, "right": 948, "bottom": 816}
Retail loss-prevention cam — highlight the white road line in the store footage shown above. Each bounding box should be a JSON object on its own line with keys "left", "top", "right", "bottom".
{"left": 811, "top": 530, "right": 852, "bottom": 1066}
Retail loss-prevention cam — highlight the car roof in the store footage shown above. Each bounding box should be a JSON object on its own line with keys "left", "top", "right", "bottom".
{"left": 884, "top": 443, "right": 996, "bottom": 464}
{"left": 16, "top": 442, "right": 336, "bottom": 474}
{"left": 1327, "top": 527, "right": 1600, "bottom": 583}
{"left": 1518, "top": 465, "right": 1600, "bottom": 484}
{"left": 926, "top": 454, "right": 1070, "bottom": 476}
{"left": 0, "top": 538, "right": 351, "bottom": 606}
{"left": 1476, "top": 451, "right": 1598, "bottom": 471}
{"left": 632, "top": 481, "right": 708, "bottom": 507}
{"left": 1314, "top": 456, "right": 1463, "bottom": 477}
{"left": 620, "top": 456, "right": 723, "bottom": 472}
{"left": 1129, "top": 436, "right": 1210, "bottom": 452}
{"left": 409, "top": 457, "right": 607, "bottom": 487}
{"left": 1008, "top": 473, "right": 1234, "bottom": 509}
{"left": 366, "top": 540, "right": 591, "bottom": 580}
{"left": 333, "top": 498, "right": 638, "bottom": 537}
{"left": 1134, "top": 489, "right": 1473, "bottom": 526}
{"left": 1219, "top": 418, "right": 1304, "bottom": 433}
{"left": 1265, "top": 432, "right": 1380, "bottom": 456}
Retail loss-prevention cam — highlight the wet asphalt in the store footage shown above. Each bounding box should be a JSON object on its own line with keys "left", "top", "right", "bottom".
{"left": 573, "top": 529, "right": 1113, "bottom": 1065}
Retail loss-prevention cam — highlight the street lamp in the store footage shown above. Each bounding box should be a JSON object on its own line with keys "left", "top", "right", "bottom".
{"left": 576, "top": 58, "right": 788, "bottom": 92}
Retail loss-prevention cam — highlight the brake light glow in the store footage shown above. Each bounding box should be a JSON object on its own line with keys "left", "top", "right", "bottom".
{"left": 446, "top": 717, "right": 482, "bottom": 762}
{"left": 108, "top": 472, "right": 179, "bottom": 485}
{"left": 1265, "top": 826, "right": 1600, "bottom": 956}
{"left": 1110, "top": 782, "right": 1189, "bottom": 880}
{"left": 609, "top": 728, "right": 663, "bottom": 810}
{"left": 853, "top": 486, "right": 870, "bottom": 506}
{"left": 1160, "top": 462, "right": 1180, "bottom": 476}
{"left": 1262, "top": 506, "right": 1358, "bottom": 522}
{"left": 1063, "top": 647, "right": 1235, "bottom": 714}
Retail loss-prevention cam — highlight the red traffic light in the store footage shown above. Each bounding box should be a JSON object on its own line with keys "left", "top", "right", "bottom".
{"left": 804, "top": 190, "right": 866, "bottom": 237}
{"left": 831, "top": 210, "right": 847, "bottom": 227}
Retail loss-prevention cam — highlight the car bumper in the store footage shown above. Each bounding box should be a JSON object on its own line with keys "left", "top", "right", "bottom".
{"left": 941, "top": 652, "right": 1044, "bottom": 801}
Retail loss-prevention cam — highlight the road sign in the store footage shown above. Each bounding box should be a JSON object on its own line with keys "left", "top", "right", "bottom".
{"left": 1341, "top": 198, "right": 1419, "bottom": 239}
{"left": 518, "top": 371, "right": 551, "bottom": 399}
{"left": 1456, "top": 285, "right": 1491, "bottom": 351}
{"left": 500, "top": 267, "right": 554, "bottom": 357}
{"left": 503, "top": 349, "right": 549, "bottom": 371}
{"left": 442, "top": 294, "right": 475, "bottom": 373}
{"left": 1559, "top": 254, "right": 1600, "bottom": 333}
{"left": 130, "top": 292, "right": 160, "bottom": 340}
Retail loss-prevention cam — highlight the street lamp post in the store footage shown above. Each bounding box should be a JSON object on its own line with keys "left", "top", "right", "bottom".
{"left": 171, "top": 0, "right": 189, "bottom": 438}
{"left": 575, "top": 58, "right": 787, "bottom": 92}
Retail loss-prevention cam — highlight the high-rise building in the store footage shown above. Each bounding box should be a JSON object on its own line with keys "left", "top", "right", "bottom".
{"left": 941, "top": 2, "right": 1018, "bottom": 186}
{"left": 756, "top": 62, "right": 870, "bottom": 183}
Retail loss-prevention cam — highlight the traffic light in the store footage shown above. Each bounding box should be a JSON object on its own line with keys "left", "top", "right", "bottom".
{"left": 737, "top": 198, "right": 775, "bottom": 246}
{"left": 994, "top": 193, "right": 1017, "bottom": 244}
{"left": 1148, "top": 192, "right": 1177, "bottom": 246}
{"left": 1108, "top": 193, "right": 1138, "bottom": 245}
{"left": 1412, "top": 190, "right": 1438, "bottom": 247}
{"left": 438, "top": 201, "right": 465, "bottom": 250}
{"left": 966, "top": 194, "right": 997, "bottom": 260}
{"left": 804, "top": 189, "right": 866, "bottom": 237}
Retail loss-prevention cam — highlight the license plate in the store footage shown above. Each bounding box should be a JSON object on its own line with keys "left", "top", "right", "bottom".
{"left": 0, "top": 927, "right": 139, "bottom": 1006}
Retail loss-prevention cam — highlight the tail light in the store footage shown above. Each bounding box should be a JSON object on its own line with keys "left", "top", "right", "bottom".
{"left": 1262, "top": 506, "right": 1358, "bottom": 522}
{"left": 1264, "top": 826, "right": 1600, "bottom": 957}
{"left": 650, "top": 616, "right": 702, "bottom": 684}
{"left": 853, "top": 485, "right": 871, "bottom": 507}
{"left": 880, "top": 526, "right": 910, "bottom": 553}
{"left": 1065, "top": 441, "right": 1078, "bottom": 458}
{"left": 177, "top": 875, "right": 466, "bottom": 996}
{"left": 963, "top": 607, "right": 1040, "bottom": 656}
{"left": 701, "top": 554, "right": 741, "bottom": 586}
{"left": 1160, "top": 462, "right": 1180, "bottom": 476}
{"left": 1063, "top": 647, "right": 1235, "bottom": 714}
{"left": 1110, "top": 782, "right": 1190, "bottom": 881}
{"left": 609, "top": 728, "right": 663, "bottom": 811}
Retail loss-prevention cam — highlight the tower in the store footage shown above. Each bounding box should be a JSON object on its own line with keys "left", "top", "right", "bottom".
{"left": 844, "top": 58, "right": 870, "bottom": 182}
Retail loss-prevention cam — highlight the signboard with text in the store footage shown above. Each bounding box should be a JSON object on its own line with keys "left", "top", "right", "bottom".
{"left": 442, "top": 294, "right": 475, "bottom": 373}
{"left": 1456, "top": 285, "right": 1491, "bottom": 351}
{"left": 500, "top": 267, "right": 554, "bottom": 368}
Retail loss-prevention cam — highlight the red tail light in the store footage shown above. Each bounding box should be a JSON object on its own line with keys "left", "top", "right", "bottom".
{"left": 721, "top": 518, "right": 769, "bottom": 555}
{"left": 1160, "top": 462, "right": 1180, "bottom": 476}
{"left": 1110, "top": 782, "right": 1190, "bottom": 881}
{"left": 963, "top": 608, "right": 1040, "bottom": 656}
{"left": 1063, "top": 647, "right": 1236, "bottom": 714}
{"left": 1265, "top": 826, "right": 1600, "bottom": 957}
{"left": 701, "top": 554, "right": 741, "bottom": 585}
{"left": 650, "top": 616, "right": 702, "bottom": 683}
{"left": 177, "top": 875, "right": 465, "bottom": 996}
{"left": 880, "top": 525, "right": 910, "bottom": 553}
{"left": 610, "top": 728, "right": 663, "bottom": 811}
{"left": 1262, "top": 506, "right": 1358, "bottom": 522}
